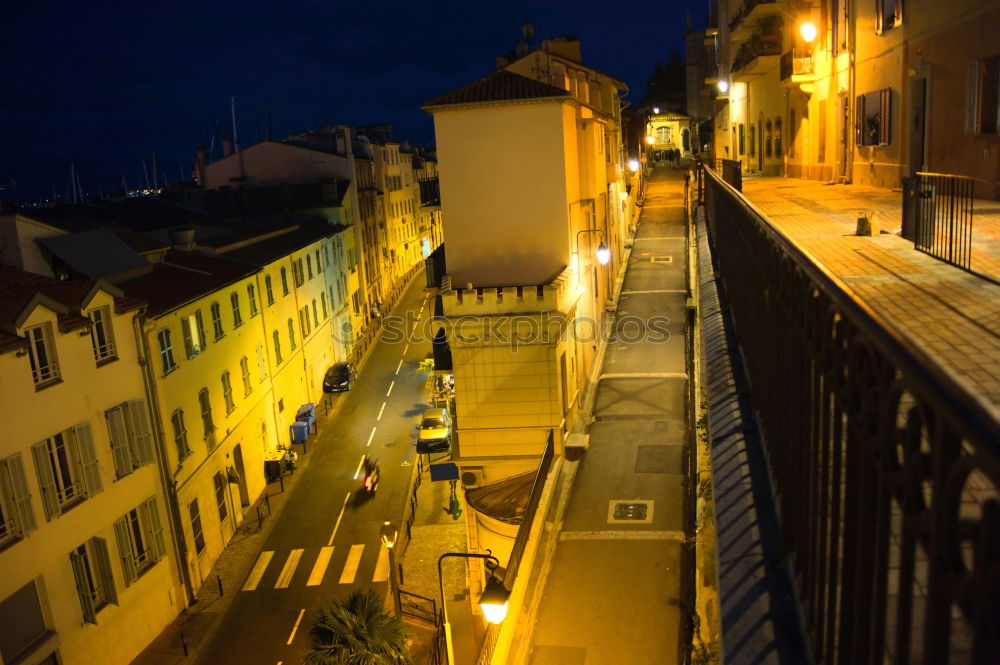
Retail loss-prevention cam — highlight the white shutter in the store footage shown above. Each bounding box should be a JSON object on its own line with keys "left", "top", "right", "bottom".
{"left": 966, "top": 60, "right": 981, "bottom": 134}
{"left": 124, "top": 400, "right": 154, "bottom": 466}
{"left": 73, "top": 424, "right": 103, "bottom": 496}
{"left": 181, "top": 317, "right": 195, "bottom": 358}
{"left": 30, "top": 442, "right": 60, "bottom": 520}
{"left": 105, "top": 407, "right": 133, "bottom": 476}
{"left": 143, "top": 497, "right": 166, "bottom": 560}
{"left": 113, "top": 515, "right": 137, "bottom": 585}
{"left": 93, "top": 537, "right": 118, "bottom": 606}
{"left": 70, "top": 549, "right": 97, "bottom": 624}
{"left": 5, "top": 454, "right": 36, "bottom": 534}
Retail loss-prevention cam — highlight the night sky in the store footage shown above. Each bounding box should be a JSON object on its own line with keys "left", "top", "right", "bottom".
{"left": 3, "top": 0, "right": 708, "bottom": 203}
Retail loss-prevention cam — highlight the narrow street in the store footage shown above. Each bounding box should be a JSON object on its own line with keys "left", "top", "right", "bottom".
{"left": 527, "top": 165, "right": 692, "bottom": 664}
{"left": 194, "top": 277, "right": 433, "bottom": 665}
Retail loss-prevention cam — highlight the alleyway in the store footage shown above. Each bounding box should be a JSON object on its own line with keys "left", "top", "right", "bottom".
{"left": 526, "top": 166, "right": 692, "bottom": 664}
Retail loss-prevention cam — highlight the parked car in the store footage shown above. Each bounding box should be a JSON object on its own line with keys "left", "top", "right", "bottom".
{"left": 322, "top": 362, "right": 352, "bottom": 393}
{"left": 417, "top": 407, "right": 451, "bottom": 454}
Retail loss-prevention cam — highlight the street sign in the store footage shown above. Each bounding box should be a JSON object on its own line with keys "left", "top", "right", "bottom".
{"left": 429, "top": 462, "right": 459, "bottom": 482}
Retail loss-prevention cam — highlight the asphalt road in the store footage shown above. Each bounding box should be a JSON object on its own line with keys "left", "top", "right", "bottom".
{"left": 195, "top": 277, "right": 434, "bottom": 665}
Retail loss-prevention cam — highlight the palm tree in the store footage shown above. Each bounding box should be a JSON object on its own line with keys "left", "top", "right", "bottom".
{"left": 304, "top": 588, "right": 411, "bottom": 665}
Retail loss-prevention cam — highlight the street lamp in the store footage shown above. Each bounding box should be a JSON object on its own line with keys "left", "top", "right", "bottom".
{"left": 799, "top": 20, "right": 818, "bottom": 43}
{"left": 652, "top": 106, "right": 660, "bottom": 114}
{"left": 379, "top": 521, "right": 402, "bottom": 618}
{"left": 575, "top": 228, "right": 611, "bottom": 270}
{"left": 645, "top": 134, "right": 655, "bottom": 145}
{"left": 628, "top": 158, "right": 640, "bottom": 173}
{"left": 717, "top": 80, "right": 729, "bottom": 94}
{"left": 438, "top": 551, "right": 510, "bottom": 665}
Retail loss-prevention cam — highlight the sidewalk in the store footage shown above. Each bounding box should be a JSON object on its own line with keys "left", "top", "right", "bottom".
{"left": 739, "top": 176, "right": 1000, "bottom": 410}
{"left": 524, "top": 166, "right": 693, "bottom": 664}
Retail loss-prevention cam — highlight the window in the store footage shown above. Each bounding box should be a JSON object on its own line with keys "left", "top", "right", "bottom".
{"left": 316, "top": 249, "right": 323, "bottom": 273}
{"left": 966, "top": 57, "right": 1000, "bottom": 134}
{"left": 818, "top": 99, "right": 827, "bottom": 162}
{"left": 257, "top": 344, "right": 267, "bottom": 383}
{"left": 240, "top": 356, "right": 252, "bottom": 396}
{"left": 113, "top": 497, "right": 166, "bottom": 584}
{"left": 213, "top": 472, "right": 229, "bottom": 524}
{"left": 26, "top": 323, "right": 60, "bottom": 387}
{"left": 273, "top": 330, "right": 282, "bottom": 364}
{"left": 211, "top": 302, "right": 224, "bottom": 340}
{"left": 70, "top": 537, "right": 117, "bottom": 623}
{"left": 876, "top": 0, "right": 902, "bottom": 34}
{"left": 230, "top": 292, "right": 243, "bottom": 328}
{"left": 288, "top": 319, "right": 297, "bottom": 351}
{"left": 88, "top": 306, "right": 116, "bottom": 362}
{"left": 105, "top": 400, "right": 154, "bottom": 477}
{"left": 265, "top": 275, "right": 275, "bottom": 305}
{"left": 855, "top": 88, "right": 892, "bottom": 146}
{"left": 31, "top": 425, "right": 102, "bottom": 519}
{"left": 156, "top": 327, "right": 176, "bottom": 374}
{"left": 189, "top": 499, "right": 205, "bottom": 554}
{"left": 300, "top": 308, "right": 311, "bottom": 337}
{"left": 0, "top": 453, "right": 37, "bottom": 544}
{"left": 654, "top": 126, "right": 671, "bottom": 144}
{"left": 280, "top": 267, "right": 289, "bottom": 295}
{"left": 296, "top": 259, "right": 305, "bottom": 286}
{"left": 312, "top": 300, "right": 319, "bottom": 327}
{"left": 738, "top": 123, "right": 746, "bottom": 156}
{"left": 749, "top": 125, "right": 756, "bottom": 158}
{"left": 222, "top": 371, "right": 235, "bottom": 414}
{"left": 774, "top": 117, "right": 783, "bottom": 155}
{"left": 765, "top": 120, "right": 773, "bottom": 157}
{"left": 321, "top": 292, "right": 328, "bottom": 319}
{"left": 247, "top": 284, "right": 258, "bottom": 317}
{"left": 307, "top": 255, "right": 313, "bottom": 279}
{"left": 181, "top": 312, "right": 204, "bottom": 359}
{"left": 198, "top": 388, "right": 215, "bottom": 439}
{"left": 171, "top": 409, "right": 190, "bottom": 460}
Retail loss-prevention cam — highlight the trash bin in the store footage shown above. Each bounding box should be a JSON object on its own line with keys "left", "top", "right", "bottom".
{"left": 296, "top": 403, "right": 316, "bottom": 433}
{"left": 290, "top": 421, "right": 310, "bottom": 444}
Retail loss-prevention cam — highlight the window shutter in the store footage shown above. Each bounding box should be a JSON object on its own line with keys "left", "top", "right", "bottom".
{"left": 105, "top": 407, "right": 133, "bottom": 476}
{"left": 93, "top": 537, "right": 118, "bottom": 606}
{"left": 30, "top": 441, "right": 60, "bottom": 520}
{"left": 966, "top": 60, "right": 981, "bottom": 134}
{"left": 181, "top": 317, "right": 194, "bottom": 357}
{"left": 124, "top": 400, "right": 154, "bottom": 465}
{"left": 855, "top": 94, "right": 865, "bottom": 145}
{"left": 880, "top": 88, "right": 892, "bottom": 145}
{"left": 73, "top": 424, "right": 103, "bottom": 496}
{"left": 70, "top": 549, "right": 97, "bottom": 624}
{"left": 195, "top": 310, "right": 208, "bottom": 349}
{"left": 143, "top": 497, "right": 167, "bottom": 560}
{"left": 5, "top": 454, "right": 37, "bottom": 534}
{"left": 113, "top": 515, "right": 137, "bottom": 585}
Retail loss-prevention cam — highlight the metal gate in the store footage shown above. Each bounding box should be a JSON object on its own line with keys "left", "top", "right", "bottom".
{"left": 913, "top": 171, "right": 974, "bottom": 271}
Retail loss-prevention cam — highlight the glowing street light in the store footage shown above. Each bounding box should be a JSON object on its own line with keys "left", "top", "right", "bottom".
{"left": 596, "top": 241, "right": 611, "bottom": 266}
{"left": 646, "top": 135, "right": 655, "bottom": 145}
{"left": 717, "top": 80, "right": 729, "bottom": 94}
{"left": 438, "top": 551, "right": 510, "bottom": 664}
{"left": 799, "top": 20, "right": 818, "bottom": 43}
{"left": 652, "top": 106, "right": 660, "bottom": 114}
{"left": 628, "top": 158, "right": 640, "bottom": 172}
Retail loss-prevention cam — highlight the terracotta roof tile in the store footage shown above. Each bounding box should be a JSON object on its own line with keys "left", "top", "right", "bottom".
{"left": 423, "top": 70, "right": 568, "bottom": 109}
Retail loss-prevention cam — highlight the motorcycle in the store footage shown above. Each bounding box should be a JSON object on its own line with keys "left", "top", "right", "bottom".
{"left": 361, "top": 456, "right": 380, "bottom": 495}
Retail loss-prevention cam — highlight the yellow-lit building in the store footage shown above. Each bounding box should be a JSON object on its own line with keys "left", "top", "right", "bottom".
{"left": 0, "top": 269, "right": 180, "bottom": 665}
{"left": 706, "top": 0, "right": 1000, "bottom": 196}
{"left": 424, "top": 35, "right": 629, "bottom": 489}
{"left": 646, "top": 110, "right": 695, "bottom": 161}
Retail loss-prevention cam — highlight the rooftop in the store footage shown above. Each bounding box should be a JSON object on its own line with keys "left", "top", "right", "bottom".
{"left": 119, "top": 251, "right": 258, "bottom": 317}
{"left": 423, "top": 69, "right": 569, "bottom": 109}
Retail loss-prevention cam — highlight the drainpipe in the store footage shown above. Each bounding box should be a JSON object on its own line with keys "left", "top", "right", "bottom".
{"left": 133, "top": 308, "right": 196, "bottom": 606}
{"left": 846, "top": 0, "right": 857, "bottom": 183}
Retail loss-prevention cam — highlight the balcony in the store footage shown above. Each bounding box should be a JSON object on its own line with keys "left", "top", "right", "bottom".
{"left": 729, "top": 0, "right": 788, "bottom": 41}
{"left": 731, "top": 32, "right": 782, "bottom": 80}
{"left": 780, "top": 48, "right": 816, "bottom": 88}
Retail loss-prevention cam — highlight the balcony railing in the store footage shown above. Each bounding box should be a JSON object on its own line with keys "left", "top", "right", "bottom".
{"left": 731, "top": 32, "right": 782, "bottom": 74}
{"left": 699, "top": 166, "right": 1000, "bottom": 664}
{"left": 32, "top": 361, "right": 60, "bottom": 388}
{"left": 729, "top": 0, "right": 777, "bottom": 32}
{"left": 780, "top": 48, "right": 815, "bottom": 80}
{"left": 93, "top": 340, "right": 117, "bottom": 362}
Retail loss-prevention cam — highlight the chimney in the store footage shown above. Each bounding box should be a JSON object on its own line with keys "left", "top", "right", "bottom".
{"left": 194, "top": 147, "right": 209, "bottom": 185}
{"left": 222, "top": 137, "right": 233, "bottom": 157}
{"left": 169, "top": 226, "right": 197, "bottom": 250}
{"left": 335, "top": 125, "right": 351, "bottom": 156}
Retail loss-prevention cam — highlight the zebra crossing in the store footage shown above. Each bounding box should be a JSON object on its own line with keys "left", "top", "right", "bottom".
{"left": 241, "top": 542, "right": 389, "bottom": 591}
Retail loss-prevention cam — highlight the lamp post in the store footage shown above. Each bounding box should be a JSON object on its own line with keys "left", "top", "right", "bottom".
{"left": 380, "top": 521, "right": 402, "bottom": 618}
{"left": 575, "top": 228, "right": 611, "bottom": 267}
{"left": 437, "top": 550, "right": 510, "bottom": 665}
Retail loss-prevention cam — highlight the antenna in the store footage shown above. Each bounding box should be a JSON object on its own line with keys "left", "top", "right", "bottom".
{"left": 141, "top": 160, "right": 151, "bottom": 189}
{"left": 122, "top": 174, "right": 128, "bottom": 195}
{"left": 151, "top": 152, "right": 158, "bottom": 190}
{"left": 230, "top": 97, "right": 240, "bottom": 152}
{"left": 267, "top": 107, "right": 273, "bottom": 140}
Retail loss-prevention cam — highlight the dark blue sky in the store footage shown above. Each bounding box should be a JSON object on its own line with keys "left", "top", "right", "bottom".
{"left": 3, "top": 0, "right": 708, "bottom": 202}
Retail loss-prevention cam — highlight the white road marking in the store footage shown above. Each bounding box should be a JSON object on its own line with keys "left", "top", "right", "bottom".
{"left": 353, "top": 455, "right": 366, "bottom": 480}
{"left": 634, "top": 235, "right": 686, "bottom": 240}
{"left": 274, "top": 549, "right": 303, "bottom": 589}
{"left": 395, "top": 358, "right": 403, "bottom": 375}
{"left": 242, "top": 551, "right": 274, "bottom": 591}
{"left": 286, "top": 609, "right": 305, "bottom": 645}
{"left": 373, "top": 543, "right": 390, "bottom": 582}
{"left": 339, "top": 544, "right": 364, "bottom": 584}
{"left": 599, "top": 372, "right": 688, "bottom": 380}
{"left": 307, "top": 546, "right": 334, "bottom": 586}
{"left": 621, "top": 289, "right": 687, "bottom": 294}
{"left": 366, "top": 426, "right": 376, "bottom": 447}
{"left": 403, "top": 344, "right": 409, "bottom": 354}
{"left": 377, "top": 402, "right": 386, "bottom": 421}
{"left": 327, "top": 492, "right": 351, "bottom": 546}
{"left": 386, "top": 380, "right": 395, "bottom": 397}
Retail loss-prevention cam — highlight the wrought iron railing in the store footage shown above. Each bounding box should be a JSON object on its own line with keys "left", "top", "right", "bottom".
{"left": 701, "top": 165, "right": 1000, "bottom": 665}
{"left": 913, "top": 172, "right": 975, "bottom": 273}
{"left": 31, "top": 361, "right": 60, "bottom": 387}
{"left": 780, "top": 48, "right": 815, "bottom": 80}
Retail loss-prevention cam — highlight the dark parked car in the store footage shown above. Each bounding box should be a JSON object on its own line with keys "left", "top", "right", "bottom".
{"left": 323, "top": 362, "right": 352, "bottom": 393}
